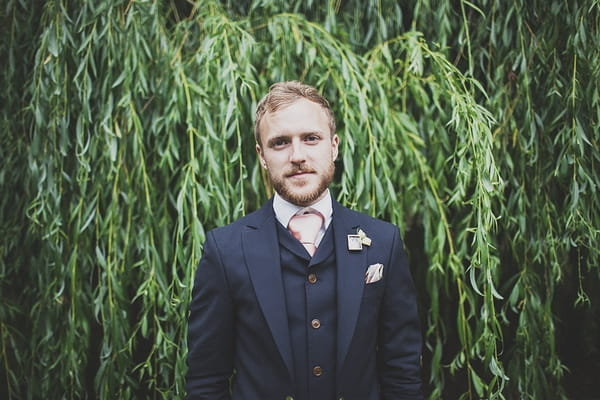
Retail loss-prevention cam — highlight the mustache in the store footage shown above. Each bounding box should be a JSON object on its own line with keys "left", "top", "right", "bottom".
{"left": 285, "top": 165, "right": 315, "bottom": 176}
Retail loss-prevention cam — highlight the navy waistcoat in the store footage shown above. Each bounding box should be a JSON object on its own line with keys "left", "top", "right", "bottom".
{"left": 277, "top": 221, "right": 337, "bottom": 400}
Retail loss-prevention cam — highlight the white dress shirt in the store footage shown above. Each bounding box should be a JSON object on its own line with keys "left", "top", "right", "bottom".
{"left": 273, "top": 190, "right": 333, "bottom": 247}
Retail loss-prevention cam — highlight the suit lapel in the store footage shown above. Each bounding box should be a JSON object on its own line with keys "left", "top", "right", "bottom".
{"left": 333, "top": 201, "right": 368, "bottom": 369}
{"left": 242, "top": 200, "right": 294, "bottom": 380}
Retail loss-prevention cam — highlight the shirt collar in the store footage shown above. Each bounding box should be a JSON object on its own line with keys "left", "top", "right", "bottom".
{"left": 273, "top": 190, "right": 333, "bottom": 229}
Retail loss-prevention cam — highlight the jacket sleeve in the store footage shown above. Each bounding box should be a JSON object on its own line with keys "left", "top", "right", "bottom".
{"left": 186, "top": 230, "right": 234, "bottom": 400}
{"left": 377, "top": 226, "right": 423, "bottom": 399}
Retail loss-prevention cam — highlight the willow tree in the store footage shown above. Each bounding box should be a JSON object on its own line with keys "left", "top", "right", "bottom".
{"left": 1, "top": 1, "right": 598, "bottom": 399}
{"left": 411, "top": 1, "right": 600, "bottom": 398}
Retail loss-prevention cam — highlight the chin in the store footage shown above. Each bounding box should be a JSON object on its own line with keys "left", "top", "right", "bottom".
{"left": 271, "top": 173, "right": 331, "bottom": 206}
{"left": 287, "top": 190, "right": 323, "bottom": 206}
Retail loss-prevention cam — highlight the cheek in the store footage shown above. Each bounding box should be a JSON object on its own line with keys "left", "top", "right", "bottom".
{"left": 264, "top": 153, "right": 286, "bottom": 168}
{"left": 317, "top": 149, "right": 336, "bottom": 165}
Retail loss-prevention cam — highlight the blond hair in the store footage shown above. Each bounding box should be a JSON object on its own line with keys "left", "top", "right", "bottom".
{"left": 254, "top": 81, "right": 336, "bottom": 145}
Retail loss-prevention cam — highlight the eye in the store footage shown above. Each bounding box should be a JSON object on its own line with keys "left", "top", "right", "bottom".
{"left": 269, "top": 138, "right": 289, "bottom": 148}
{"left": 304, "top": 134, "right": 321, "bottom": 143}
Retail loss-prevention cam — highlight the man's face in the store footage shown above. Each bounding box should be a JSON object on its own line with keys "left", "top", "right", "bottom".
{"left": 256, "top": 98, "right": 339, "bottom": 206}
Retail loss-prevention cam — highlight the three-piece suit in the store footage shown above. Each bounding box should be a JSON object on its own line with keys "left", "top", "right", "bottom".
{"left": 186, "top": 197, "right": 423, "bottom": 399}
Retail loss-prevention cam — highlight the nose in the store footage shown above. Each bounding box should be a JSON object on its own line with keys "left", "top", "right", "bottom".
{"left": 289, "top": 140, "right": 306, "bottom": 164}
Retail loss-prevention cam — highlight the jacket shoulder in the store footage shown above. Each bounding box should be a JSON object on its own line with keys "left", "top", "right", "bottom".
{"left": 206, "top": 204, "right": 272, "bottom": 242}
{"left": 335, "top": 203, "right": 399, "bottom": 234}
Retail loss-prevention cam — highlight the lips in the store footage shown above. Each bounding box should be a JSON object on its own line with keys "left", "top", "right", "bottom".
{"left": 286, "top": 168, "right": 315, "bottom": 178}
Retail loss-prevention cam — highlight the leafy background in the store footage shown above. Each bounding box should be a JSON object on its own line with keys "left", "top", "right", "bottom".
{"left": 1, "top": 0, "right": 598, "bottom": 399}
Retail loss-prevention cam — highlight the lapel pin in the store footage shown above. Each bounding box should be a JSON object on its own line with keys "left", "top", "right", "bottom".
{"left": 347, "top": 235, "right": 363, "bottom": 251}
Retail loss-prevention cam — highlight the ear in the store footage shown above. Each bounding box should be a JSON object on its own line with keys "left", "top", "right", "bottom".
{"left": 331, "top": 134, "right": 339, "bottom": 161}
{"left": 256, "top": 143, "right": 267, "bottom": 169}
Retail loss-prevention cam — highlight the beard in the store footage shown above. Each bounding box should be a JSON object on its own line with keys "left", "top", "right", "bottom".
{"left": 268, "top": 161, "right": 335, "bottom": 207}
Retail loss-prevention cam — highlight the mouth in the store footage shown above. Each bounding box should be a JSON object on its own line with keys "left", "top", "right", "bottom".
{"left": 287, "top": 170, "right": 315, "bottom": 178}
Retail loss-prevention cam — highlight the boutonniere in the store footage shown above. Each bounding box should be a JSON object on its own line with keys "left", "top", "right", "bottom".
{"left": 347, "top": 228, "right": 372, "bottom": 251}
{"left": 357, "top": 228, "right": 372, "bottom": 246}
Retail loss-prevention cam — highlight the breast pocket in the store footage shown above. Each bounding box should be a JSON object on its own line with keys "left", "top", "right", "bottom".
{"left": 362, "top": 278, "right": 385, "bottom": 299}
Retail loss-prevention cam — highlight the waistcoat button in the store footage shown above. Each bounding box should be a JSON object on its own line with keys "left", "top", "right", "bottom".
{"left": 311, "top": 318, "right": 321, "bottom": 329}
{"left": 312, "top": 365, "right": 323, "bottom": 376}
{"left": 307, "top": 273, "right": 317, "bottom": 283}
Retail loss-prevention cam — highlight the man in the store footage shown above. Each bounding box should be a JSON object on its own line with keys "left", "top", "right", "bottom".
{"left": 186, "top": 81, "right": 423, "bottom": 399}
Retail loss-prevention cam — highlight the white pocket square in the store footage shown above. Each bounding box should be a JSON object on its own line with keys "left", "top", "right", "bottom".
{"left": 365, "top": 263, "right": 384, "bottom": 284}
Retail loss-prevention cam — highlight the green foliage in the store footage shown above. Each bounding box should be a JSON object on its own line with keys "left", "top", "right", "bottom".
{"left": 1, "top": 0, "right": 598, "bottom": 399}
{"left": 412, "top": 1, "right": 600, "bottom": 398}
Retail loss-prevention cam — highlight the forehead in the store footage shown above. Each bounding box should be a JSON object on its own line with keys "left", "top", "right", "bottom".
{"left": 259, "top": 98, "right": 330, "bottom": 137}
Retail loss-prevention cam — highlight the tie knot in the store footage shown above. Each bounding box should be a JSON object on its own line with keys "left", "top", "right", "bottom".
{"left": 287, "top": 210, "right": 324, "bottom": 256}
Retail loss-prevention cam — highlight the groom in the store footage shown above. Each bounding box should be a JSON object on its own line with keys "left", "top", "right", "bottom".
{"left": 186, "top": 81, "right": 423, "bottom": 399}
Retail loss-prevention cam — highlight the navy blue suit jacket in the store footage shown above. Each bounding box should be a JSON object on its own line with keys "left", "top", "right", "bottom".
{"left": 186, "top": 199, "right": 423, "bottom": 399}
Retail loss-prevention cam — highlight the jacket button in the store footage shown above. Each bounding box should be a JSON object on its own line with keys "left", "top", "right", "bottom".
{"left": 312, "top": 365, "right": 323, "bottom": 376}
{"left": 307, "top": 273, "right": 317, "bottom": 283}
{"left": 311, "top": 319, "right": 321, "bottom": 329}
